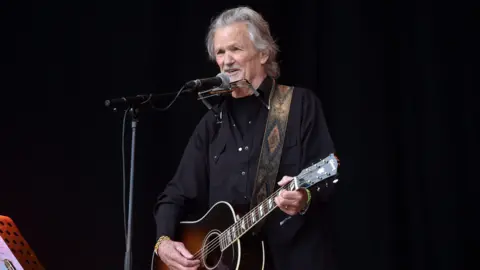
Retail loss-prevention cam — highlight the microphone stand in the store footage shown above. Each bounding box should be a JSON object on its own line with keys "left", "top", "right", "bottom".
{"left": 105, "top": 87, "right": 228, "bottom": 270}
{"left": 124, "top": 106, "right": 137, "bottom": 270}
{"left": 105, "top": 91, "right": 185, "bottom": 270}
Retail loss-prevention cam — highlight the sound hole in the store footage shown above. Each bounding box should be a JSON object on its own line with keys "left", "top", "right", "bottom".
{"left": 202, "top": 230, "right": 222, "bottom": 269}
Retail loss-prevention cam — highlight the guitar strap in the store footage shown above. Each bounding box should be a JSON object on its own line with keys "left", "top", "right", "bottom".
{"left": 250, "top": 80, "right": 294, "bottom": 230}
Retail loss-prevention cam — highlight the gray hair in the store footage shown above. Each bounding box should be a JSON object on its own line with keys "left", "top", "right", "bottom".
{"left": 206, "top": 6, "right": 280, "bottom": 78}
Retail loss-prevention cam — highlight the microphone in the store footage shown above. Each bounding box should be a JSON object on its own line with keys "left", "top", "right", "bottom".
{"left": 104, "top": 73, "right": 231, "bottom": 110}
{"left": 184, "top": 73, "right": 230, "bottom": 90}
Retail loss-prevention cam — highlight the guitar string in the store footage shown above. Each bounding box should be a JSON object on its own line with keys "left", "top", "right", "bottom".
{"left": 191, "top": 181, "right": 294, "bottom": 260}
{"left": 192, "top": 172, "right": 334, "bottom": 262}
{"left": 192, "top": 189, "right": 283, "bottom": 261}
{"left": 192, "top": 156, "right": 335, "bottom": 261}
{"left": 208, "top": 161, "right": 321, "bottom": 251}
{"left": 192, "top": 164, "right": 321, "bottom": 260}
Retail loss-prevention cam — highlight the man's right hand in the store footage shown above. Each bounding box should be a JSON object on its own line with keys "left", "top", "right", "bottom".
{"left": 157, "top": 239, "right": 201, "bottom": 270}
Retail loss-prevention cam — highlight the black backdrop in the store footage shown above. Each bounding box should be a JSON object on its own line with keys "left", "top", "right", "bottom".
{"left": 1, "top": 0, "right": 477, "bottom": 269}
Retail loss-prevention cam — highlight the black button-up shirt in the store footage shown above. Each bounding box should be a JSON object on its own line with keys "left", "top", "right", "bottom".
{"left": 154, "top": 76, "right": 336, "bottom": 242}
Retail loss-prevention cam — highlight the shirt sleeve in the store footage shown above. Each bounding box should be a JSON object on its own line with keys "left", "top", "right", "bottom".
{"left": 153, "top": 116, "right": 210, "bottom": 240}
{"left": 299, "top": 89, "right": 337, "bottom": 203}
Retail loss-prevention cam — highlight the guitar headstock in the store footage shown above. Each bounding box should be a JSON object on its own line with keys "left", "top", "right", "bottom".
{"left": 293, "top": 153, "right": 339, "bottom": 190}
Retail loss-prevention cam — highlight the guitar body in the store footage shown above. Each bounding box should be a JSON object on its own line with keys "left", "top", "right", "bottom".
{"left": 154, "top": 201, "right": 265, "bottom": 270}
{"left": 153, "top": 153, "right": 340, "bottom": 270}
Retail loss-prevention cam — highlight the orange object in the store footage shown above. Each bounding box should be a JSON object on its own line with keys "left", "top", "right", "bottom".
{"left": 0, "top": 216, "right": 44, "bottom": 270}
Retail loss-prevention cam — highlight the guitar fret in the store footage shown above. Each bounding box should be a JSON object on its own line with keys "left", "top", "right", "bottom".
{"left": 219, "top": 154, "right": 338, "bottom": 252}
{"left": 222, "top": 183, "right": 293, "bottom": 249}
{"left": 222, "top": 184, "right": 298, "bottom": 249}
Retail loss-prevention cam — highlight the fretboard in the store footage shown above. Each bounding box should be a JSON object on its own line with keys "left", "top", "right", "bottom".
{"left": 219, "top": 181, "right": 296, "bottom": 251}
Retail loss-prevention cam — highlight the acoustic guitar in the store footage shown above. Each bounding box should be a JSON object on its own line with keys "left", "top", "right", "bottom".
{"left": 153, "top": 153, "right": 339, "bottom": 270}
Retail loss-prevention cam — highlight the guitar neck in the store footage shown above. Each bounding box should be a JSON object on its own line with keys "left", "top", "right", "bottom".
{"left": 219, "top": 153, "right": 339, "bottom": 251}
{"left": 219, "top": 181, "right": 296, "bottom": 251}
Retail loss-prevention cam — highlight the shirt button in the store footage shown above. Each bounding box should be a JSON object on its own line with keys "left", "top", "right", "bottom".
{"left": 244, "top": 146, "right": 249, "bottom": 150}
{"left": 238, "top": 147, "right": 242, "bottom": 152}
{"left": 248, "top": 120, "right": 252, "bottom": 124}
{"left": 241, "top": 171, "right": 246, "bottom": 176}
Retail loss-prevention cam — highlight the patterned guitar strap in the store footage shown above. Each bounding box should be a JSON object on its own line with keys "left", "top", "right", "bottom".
{"left": 250, "top": 80, "right": 294, "bottom": 232}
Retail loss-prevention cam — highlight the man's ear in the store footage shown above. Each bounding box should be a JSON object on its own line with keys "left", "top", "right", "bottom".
{"left": 260, "top": 51, "right": 269, "bottom": 64}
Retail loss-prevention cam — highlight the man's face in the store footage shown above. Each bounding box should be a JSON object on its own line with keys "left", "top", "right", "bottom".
{"left": 213, "top": 22, "right": 268, "bottom": 87}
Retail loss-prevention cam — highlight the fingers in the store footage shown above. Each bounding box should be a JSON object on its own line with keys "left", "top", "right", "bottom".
{"left": 174, "top": 242, "right": 194, "bottom": 259}
{"left": 279, "top": 189, "right": 303, "bottom": 200}
{"left": 174, "top": 243, "right": 200, "bottom": 268}
{"left": 170, "top": 252, "right": 200, "bottom": 268}
{"left": 159, "top": 241, "right": 200, "bottom": 270}
{"left": 276, "top": 192, "right": 301, "bottom": 208}
{"left": 275, "top": 175, "right": 309, "bottom": 216}
{"left": 277, "top": 175, "right": 293, "bottom": 186}
{"left": 274, "top": 192, "right": 301, "bottom": 216}
{"left": 166, "top": 251, "right": 200, "bottom": 269}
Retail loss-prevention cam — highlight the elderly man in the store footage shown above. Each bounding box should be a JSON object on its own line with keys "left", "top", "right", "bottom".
{"left": 153, "top": 6, "right": 337, "bottom": 270}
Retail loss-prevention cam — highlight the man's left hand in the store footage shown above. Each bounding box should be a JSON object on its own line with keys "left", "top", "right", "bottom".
{"left": 274, "top": 176, "right": 309, "bottom": 216}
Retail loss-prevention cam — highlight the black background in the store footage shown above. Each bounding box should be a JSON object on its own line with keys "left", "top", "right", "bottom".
{"left": 1, "top": 0, "right": 477, "bottom": 269}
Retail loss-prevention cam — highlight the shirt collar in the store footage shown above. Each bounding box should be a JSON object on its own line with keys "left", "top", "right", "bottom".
{"left": 220, "top": 76, "right": 274, "bottom": 111}
{"left": 255, "top": 76, "right": 275, "bottom": 104}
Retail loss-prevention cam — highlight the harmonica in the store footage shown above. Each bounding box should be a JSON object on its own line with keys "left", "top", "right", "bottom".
{"left": 197, "top": 79, "right": 254, "bottom": 97}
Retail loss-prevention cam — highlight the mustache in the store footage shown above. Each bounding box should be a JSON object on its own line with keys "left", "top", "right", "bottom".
{"left": 223, "top": 66, "right": 242, "bottom": 71}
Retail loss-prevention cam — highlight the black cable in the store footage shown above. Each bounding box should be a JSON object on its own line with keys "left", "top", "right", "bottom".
{"left": 117, "top": 86, "right": 189, "bottom": 269}
{"left": 151, "top": 85, "right": 187, "bottom": 111}
{"left": 122, "top": 107, "right": 129, "bottom": 243}
{"left": 150, "top": 250, "right": 156, "bottom": 270}
{"left": 117, "top": 85, "right": 224, "bottom": 269}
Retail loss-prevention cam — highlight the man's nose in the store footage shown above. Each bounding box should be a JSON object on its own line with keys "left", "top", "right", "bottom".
{"left": 224, "top": 52, "right": 235, "bottom": 65}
